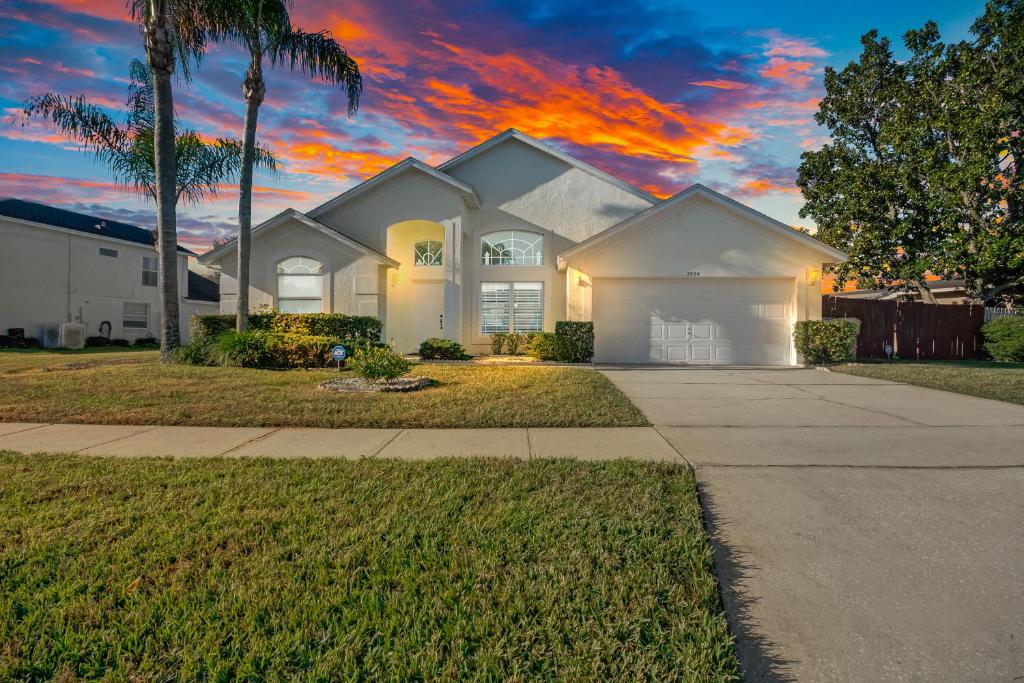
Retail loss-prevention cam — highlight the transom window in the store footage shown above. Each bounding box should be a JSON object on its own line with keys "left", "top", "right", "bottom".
{"left": 481, "top": 231, "right": 544, "bottom": 266}
{"left": 481, "top": 282, "right": 543, "bottom": 334}
{"left": 276, "top": 256, "right": 324, "bottom": 313}
{"left": 414, "top": 240, "right": 443, "bottom": 266}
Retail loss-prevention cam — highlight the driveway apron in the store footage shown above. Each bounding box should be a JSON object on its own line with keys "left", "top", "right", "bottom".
{"left": 601, "top": 365, "right": 1024, "bottom": 682}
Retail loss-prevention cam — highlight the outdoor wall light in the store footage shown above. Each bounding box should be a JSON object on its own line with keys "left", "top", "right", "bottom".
{"left": 807, "top": 268, "right": 820, "bottom": 286}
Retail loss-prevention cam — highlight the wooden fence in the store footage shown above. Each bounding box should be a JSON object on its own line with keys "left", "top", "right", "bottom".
{"left": 822, "top": 296, "right": 986, "bottom": 360}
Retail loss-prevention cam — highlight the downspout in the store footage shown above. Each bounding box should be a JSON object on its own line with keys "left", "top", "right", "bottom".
{"left": 66, "top": 234, "right": 72, "bottom": 322}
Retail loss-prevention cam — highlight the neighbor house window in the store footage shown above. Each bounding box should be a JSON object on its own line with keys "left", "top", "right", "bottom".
{"left": 142, "top": 256, "right": 158, "bottom": 286}
{"left": 414, "top": 240, "right": 443, "bottom": 266}
{"left": 276, "top": 256, "right": 324, "bottom": 313}
{"left": 481, "top": 231, "right": 544, "bottom": 265}
{"left": 480, "top": 282, "right": 543, "bottom": 334}
{"left": 123, "top": 302, "right": 149, "bottom": 329}
{"left": 99, "top": 247, "right": 118, "bottom": 258}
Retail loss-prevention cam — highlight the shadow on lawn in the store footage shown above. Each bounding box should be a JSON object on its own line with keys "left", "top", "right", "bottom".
{"left": 698, "top": 482, "right": 797, "bottom": 682}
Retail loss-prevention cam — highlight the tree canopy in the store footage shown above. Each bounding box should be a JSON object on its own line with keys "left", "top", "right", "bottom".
{"left": 798, "top": 0, "right": 1024, "bottom": 304}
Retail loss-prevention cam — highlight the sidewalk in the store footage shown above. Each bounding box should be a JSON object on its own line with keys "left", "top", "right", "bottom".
{"left": 0, "top": 422, "right": 686, "bottom": 463}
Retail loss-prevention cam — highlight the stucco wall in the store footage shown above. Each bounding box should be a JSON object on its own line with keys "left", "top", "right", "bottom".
{"left": 213, "top": 216, "right": 384, "bottom": 318}
{"left": 569, "top": 194, "right": 828, "bottom": 322}
{"left": 0, "top": 218, "right": 197, "bottom": 342}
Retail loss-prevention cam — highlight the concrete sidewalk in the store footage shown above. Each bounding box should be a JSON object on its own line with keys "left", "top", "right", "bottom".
{"left": 0, "top": 422, "right": 685, "bottom": 463}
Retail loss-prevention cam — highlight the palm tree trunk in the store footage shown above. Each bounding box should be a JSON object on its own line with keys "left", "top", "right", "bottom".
{"left": 236, "top": 60, "right": 264, "bottom": 332}
{"left": 145, "top": 7, "right": 181, "bottom": 360}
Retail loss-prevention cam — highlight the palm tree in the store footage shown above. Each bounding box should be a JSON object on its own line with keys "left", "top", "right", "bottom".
{"left": 17, "top": 59, "right": 275, "bottom": 339}
{"left": 126, "top": 0, "right": 213, "bottom": 360}
{"left": 210, "top": 0, "right": 361, "bottom": 331}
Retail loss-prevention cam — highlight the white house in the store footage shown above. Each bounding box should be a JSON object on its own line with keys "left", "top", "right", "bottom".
{"left": 0, "top": 198, "right": 218, "bottom": 345}
{"left": 201, "top": 129, "right": 846, "bottom": 365}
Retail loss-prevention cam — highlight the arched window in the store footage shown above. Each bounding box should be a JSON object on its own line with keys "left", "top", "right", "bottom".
{"left": 276, "top": 256, "right": 324, "bottom": 313}
{"left": 414, "top": 240, "right": 443, "bottom": 266}
{"left": 481, "top": 231, "right": 544, "bottom": 265}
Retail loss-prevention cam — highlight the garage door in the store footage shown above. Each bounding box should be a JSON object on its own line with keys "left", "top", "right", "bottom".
{"left": 592, "top": 278, "right": 794, "bottom": 365}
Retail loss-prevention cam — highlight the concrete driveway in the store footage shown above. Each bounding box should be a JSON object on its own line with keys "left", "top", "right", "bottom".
{"left": 601, "top": 366, "right": 1024, "bottom": 682}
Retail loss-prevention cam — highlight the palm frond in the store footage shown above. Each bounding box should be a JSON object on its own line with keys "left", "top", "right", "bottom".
{"left": 272, "top": 28, "right": 362, "bottom": 115}
{"left": 174, "top": 133, "right": 278, "bottom": 205}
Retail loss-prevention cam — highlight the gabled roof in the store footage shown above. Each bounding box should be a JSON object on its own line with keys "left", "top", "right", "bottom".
{"left": 557, "top": 183, "right": 848, "bottom": 268}
{"left": 186, "top": 270, "right": 219, "bottom": 302}
{"left": 438, "top": 129, "right": 659, "bottom": 205}
{"left": 307, "top": 158, "right": 480, "bottom": 219}
{"left": 199, "top": 208, "right": 400, "bottom": 267}
{"left": 0, "top": 197, "right": 194, "bottom": 254}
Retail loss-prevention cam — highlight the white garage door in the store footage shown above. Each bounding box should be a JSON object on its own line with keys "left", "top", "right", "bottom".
{"left": 593, "top": 278, "right": 794, "bottom": 365}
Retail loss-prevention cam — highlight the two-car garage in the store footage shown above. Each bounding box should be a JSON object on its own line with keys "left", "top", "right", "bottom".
{"left": 591, "top": 278, "right": 795, "bottom": 365}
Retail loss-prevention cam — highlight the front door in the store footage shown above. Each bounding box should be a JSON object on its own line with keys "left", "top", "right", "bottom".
{"left": 409, "top": 281, "right": 445, "bottom": 352}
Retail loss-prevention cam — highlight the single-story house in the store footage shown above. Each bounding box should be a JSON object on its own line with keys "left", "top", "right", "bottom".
{"left": 201, "top": 129, "right": 846, "bottom": 365}
{"left": 0, "top": 198, "right": 219, "bottom": 344}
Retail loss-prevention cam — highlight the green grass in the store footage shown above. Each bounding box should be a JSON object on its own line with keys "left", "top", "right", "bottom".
{"left": 0, "top": 350, "right": 646, "bottom": 428}
{"left": 0, "top": 453, "right": 738, "bottom": 680}
{"left": 834, "top": 360, "right": 1024, "bottom": 405}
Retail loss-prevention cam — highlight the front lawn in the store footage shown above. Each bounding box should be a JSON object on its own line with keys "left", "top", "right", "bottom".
{"left": 0, "top": 453, "right": 739, "bottom": 680}
{"left": 834, "top": 360, "right": 1024, "bottom": 405}
{"left": 0, "top": 350, "right": 646, "bottom": 427}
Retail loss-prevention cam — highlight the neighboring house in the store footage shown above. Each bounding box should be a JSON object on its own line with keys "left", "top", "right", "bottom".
{"left": 0, "top": 198, "right": 218, "bottom": 344}
{"left": 201, "top": 129, "right": 846, "bottom": 365}
{"left": 829, "top": 279, "right": 974, "bottom": 305}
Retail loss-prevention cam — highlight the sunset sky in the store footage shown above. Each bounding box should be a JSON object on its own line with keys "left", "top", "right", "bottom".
{"left": 0, "top": 0, "right": 984, "bottom": 252}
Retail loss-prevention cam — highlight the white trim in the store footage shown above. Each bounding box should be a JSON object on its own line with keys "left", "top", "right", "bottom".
{"left": 198, "top": 209, "right": 400, "bottom": 268}
{"left": 306, "top": 158, "right": 481, "bottom": 219}
{"left": 438, "top": 129, "right": 658, "bottom": 205}
{"left": 0, "top": 214, "right": 194, "bottom": 256}
{"left": 557, "top": 183, "right": 848, "bottom": 269}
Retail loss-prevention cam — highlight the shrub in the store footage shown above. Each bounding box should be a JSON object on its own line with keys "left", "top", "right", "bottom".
{"left": 173, "top": 340, "right": 212, "bottom": 366}
{"left": 274, "top": 334, "right": 386, "bottom": 368}
{"left": 554, "top": 321, "right": 594, "bottom": 363}
{"left": 419, "top": 337, "right": 470, "bottom": 360}
{"left": 134, "top": 336, "right": 159, "bottom": 346}
{"left": 348, "top": 346, "right": 412, "bottom": 381}
{"left": 109, "top": 338, "right": 131, "bottom": 347}
{"left": 490, "top": 332, "right": 508, "bottom": 355}
{"left": 982, "top": 316, "right": 1024, "bottom": 361}
{"left": 793, "top": 319, "right": 858, "bottom": 365}
{"left": 22, "top": 338, "right": 41, "bottom": 349}
{"left": 208, "top": 330, "right": 280, "bottom": 368}
{"left": 85, "top": 336, "right": 111, "bottom": 347}
{"left": 505, "top": 333, "right": 526, "bottom": 355}
{"left": 526, "top": 332, "right": 559, "bottom": 361}
{"left": 268, "top": 313, "right": 382, "bottom": 339}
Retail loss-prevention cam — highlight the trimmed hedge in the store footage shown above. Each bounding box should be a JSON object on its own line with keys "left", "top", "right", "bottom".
{"left": 526, "top": 332, "right": 559, "bottom": 361}
{"left": 793, "top": 319, "right": 858, "bottom": 365}
{"left": 175, "top": 330, "right": 384, "bottom": 369}
{"left": 189, "top": 313, "right": 381, "bottom": 344}
{"left": 982, "top": 316, "right": 1024, "bottom": 361}
{"left": 554, "top": 321, "right": 594, "bottom": 363}
{"left": 419, "top": 337, "right": 470, "bottom": 360}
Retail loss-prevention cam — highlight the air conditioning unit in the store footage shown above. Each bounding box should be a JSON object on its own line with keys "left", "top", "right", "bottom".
{"left": 59, "top": 322, "right": 86, "bottom": 349}
{"left": 42, "top": 323, "right": 61, "bottom": 349}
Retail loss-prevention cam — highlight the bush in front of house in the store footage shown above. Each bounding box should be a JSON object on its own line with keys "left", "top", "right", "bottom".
{"left": 349, "top": 345, "right": 412, "bottom": 381}
{"left": 504, "top": 333, "right": 525, "bottom": 355}
{"left": 526, "top": 332, "right": 559, "bottom": 361}
{"left": 490, "top": 332, "right": 508, "bottom": 354}
{"left": 85, "top": 336, "right": 111, "bottom": 347}
{"left": 554, "top": 321, "right": 595, "bottom": 363}
{"left": 208, "top": 330, "right": 281, "bottom": 368}
{"left": 190, "top": 312, "right": 382, "bottom": 344}
{"left": 982, "top": 316, "right": 1024, "bottom": 361}
{"left": 133, "top": 336, "right": 159, "bottom": 347}
{"left": 793, "top": 319, "right": 858, "bottom": 365}
{"left": 419, "top": 337, "right": 470, "bottom": 360}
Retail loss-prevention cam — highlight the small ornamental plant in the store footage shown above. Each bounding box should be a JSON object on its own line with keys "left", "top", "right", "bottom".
{"left": 349, "top": 346, "right": 412, "bottom": 381}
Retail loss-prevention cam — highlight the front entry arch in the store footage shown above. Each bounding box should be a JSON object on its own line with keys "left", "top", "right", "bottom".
{"left": 386, "top": 220, "right": 447, "bottom": 352}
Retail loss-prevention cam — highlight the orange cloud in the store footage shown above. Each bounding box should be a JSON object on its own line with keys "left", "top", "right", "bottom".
{"left": 739, "top": 178, "right": 800, "bottom": 196}
{"left": 689, "top": 79, "right": 749, "bottom": 90}
{"left": 759, "top": 58, "right": 814, "bottom": 89}
{"left": 765, "top": 37, "right": 828, "bottom": 59}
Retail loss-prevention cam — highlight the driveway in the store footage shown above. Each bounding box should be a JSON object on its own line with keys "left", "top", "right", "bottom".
{"left": 601, "top": 366, "right": 1024, "bottom": 681}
